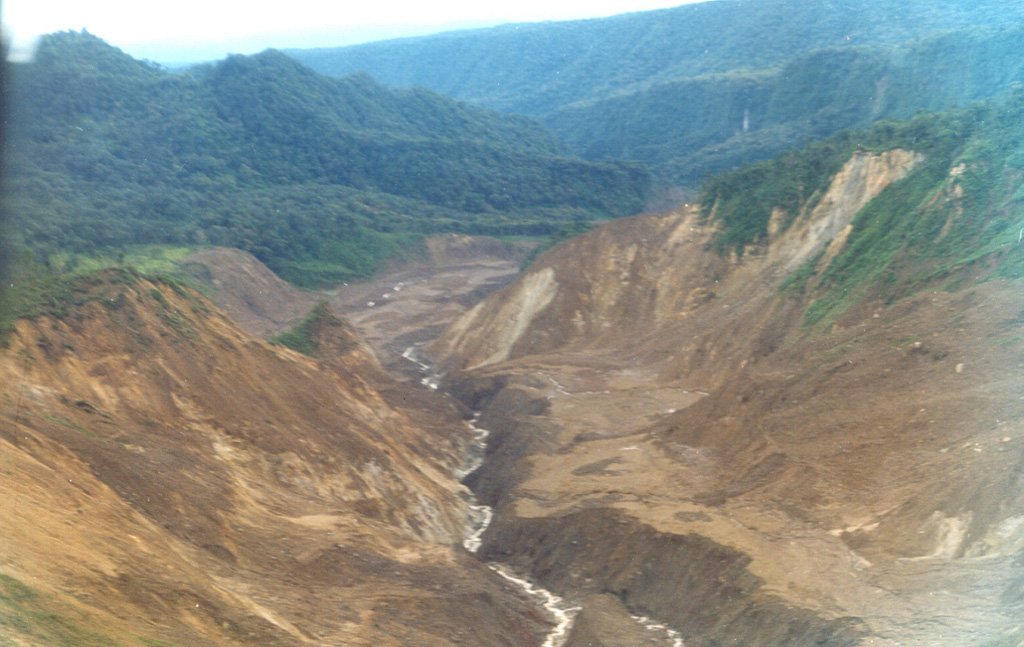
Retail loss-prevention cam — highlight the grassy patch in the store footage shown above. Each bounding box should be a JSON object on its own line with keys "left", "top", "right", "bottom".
{"left": 0, "top": 574, "right": 115, "bottom": 647}
{"left": 0, "top": 271, "right": 124, "bottom": 344}
{"left": 272, "top": 230, "right": 426, "bottom": 288}
{"left": 802, "top": 157, "right": 952, "bottom": 327}
{"left": 270, "top": 301, "right": 344, "bottom": 358}
{"left": 48, "top": 246, "right": 196, "bottom": 278}
{"left": 40, "top": 414, "right": 99, "bottom": 439}
{"left": 779, "top": 250, "right": 825, "bottom": 296}
{"left": 0, "top": 266, "right": 209, "bottom": 346}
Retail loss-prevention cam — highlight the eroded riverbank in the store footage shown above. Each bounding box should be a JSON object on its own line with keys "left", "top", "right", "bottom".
{"left": 261, "top": 230, "right": 1024, "bottom": 647}
{"left": 408, "top": 345, "right": 582, "bottom": 647}
{"left": 451, "top": 368, "right": 867, "bottom": 647}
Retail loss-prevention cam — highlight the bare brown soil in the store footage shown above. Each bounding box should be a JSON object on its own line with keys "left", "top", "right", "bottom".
{"left": 6, "top": 174, "right": 1023, "bottom": 647}
{"left": 430, "top": 153, "right": 1024, "bottom": 646}
{"left": 182, "top": 235, "right": 529, "bottom": 364}
{"left": 179, "top": 247, "right": 318, "bottom": 337}
{"left": 0, "top": 266, "right": 550, "bottom": 647}
{"left": 327, "top": 235, "right": 530, "bottom": 363}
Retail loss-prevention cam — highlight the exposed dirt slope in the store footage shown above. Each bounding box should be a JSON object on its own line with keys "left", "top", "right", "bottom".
{"left": 430, "top": 151, "right": 1024, "bottom": 646}
{"left": 0, "top": 270, "right": 549, "bottom": 647}
{"left": 327, "top": 234, "right": 530, "bottom": 363}
{"left": 433, "top": 149, "right": 921, "bottom": 374}
{"left": 181, "top": 235, "right": 529, "bottom": 354}
{"left": 179, "top": 248, "right": 318, "bottom": 338}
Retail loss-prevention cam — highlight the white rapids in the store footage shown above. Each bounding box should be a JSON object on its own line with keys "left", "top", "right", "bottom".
{"left": 491, "top": 563, "right": 580, "bottom": 647}
{"left": 403, "top": 345, "right": 581, "bottom": 646}
{"left": 401, "top": 345, "right": 440, "bottom": 390}
{"left": 458, "top": 415, "right": 581, "bottom": 647}
{"left": 405, "top": 345, "right": 686, "bottom": 647}
{"left": 634, "top": 614, "right": 686, "bottom": 647}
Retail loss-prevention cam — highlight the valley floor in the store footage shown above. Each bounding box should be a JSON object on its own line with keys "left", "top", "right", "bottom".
{"left": 4, "top": 223, "right": 1023, "bottom": 647}
{"left": 264, "top": 230, "right": 1024, "bottom": 646}
{"left": 240, "top": 224, "right": 1024, "bottom": 647}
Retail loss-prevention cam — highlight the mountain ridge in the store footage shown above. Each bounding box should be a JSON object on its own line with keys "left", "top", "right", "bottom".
{"left": 6, "top": 7, "right": 1024, "bottom": 646}
{"left": 287, "top": 0, "right": 1024, "bottom": 186}
{"left": 6, "top": 30, "right": 649, "bottom": 287}
{"left": 288, "top": 0, "right": 1024, "bottom": 113}
{"left": 0, "top": 267, "right": 554, "bottom": 646}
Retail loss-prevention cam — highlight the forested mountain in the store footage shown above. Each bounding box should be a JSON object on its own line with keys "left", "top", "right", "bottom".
{"left": 5, "top": 31, "right": 649, "bottom": 286}
{"left": 550, "top": 24, "right": 1024, "bottom": 186}
{"left": 699, "top": 88, "right": 1024, "bottom": 299}
{"left": 287, "top": 0, "right": 1024, "bottom": 187}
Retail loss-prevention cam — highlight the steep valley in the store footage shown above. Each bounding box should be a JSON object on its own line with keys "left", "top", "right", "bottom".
{"left": 0, "top": 268, "right": 553, "bottom": 647}
{"left": 10, "top": 8, "right": 1024, "bottom": 646}
{"left": 4, "top": 144, "right": 1024, "bottom": 647}
{"left": 425, "top": 151, "right": 1024, "bottom": 646}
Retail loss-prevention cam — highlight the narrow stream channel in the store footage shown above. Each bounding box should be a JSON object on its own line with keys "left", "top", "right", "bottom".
{"left": 402, "top": 345, "right": 580, "bottom": 647}
{"left": 403, "top": 344, "right": 685, "bottom": 647}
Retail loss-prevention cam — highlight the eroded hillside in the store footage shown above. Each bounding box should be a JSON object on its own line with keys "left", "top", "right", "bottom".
{"left": 0, "top": 270, "right": 550, "bottom": 647}
{"left": 428, "top": 148, "right": 1024, "bottom": 646}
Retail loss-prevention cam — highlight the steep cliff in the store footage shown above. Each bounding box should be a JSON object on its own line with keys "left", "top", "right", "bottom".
{"left": 434, "top": 149, "right": 921, "bottom": 373}
{"left": 0, "top": 269, "right": 549, "bottom": 647}
{"left": 429, "top": 148, "right": 1024, "bottom": 646}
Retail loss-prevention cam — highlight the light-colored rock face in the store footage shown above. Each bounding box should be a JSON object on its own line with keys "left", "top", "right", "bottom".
{"left": 433, "top": 150, "right": 924, "bottom": 373}
{"left": 430, "top": 209, "right": 723, "bottom": 369}
{"left": 433, "top": 266, "right": 560, "bottom": 370}
{"left": 769, "top": 149, "right": 923, "bottom": 273}
{"left": 431, "top": 150, "right": 1024, "bottom": 646}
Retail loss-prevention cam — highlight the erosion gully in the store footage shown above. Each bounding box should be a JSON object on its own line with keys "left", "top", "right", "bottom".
{"left": 402, "top": 345, "right": 683, "bottom": 647}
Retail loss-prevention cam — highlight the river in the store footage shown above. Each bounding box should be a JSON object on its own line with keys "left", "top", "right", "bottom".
{"left": 403, "top": 344, "right": 685, "bottom": 647}
{"left": 403, "top": 345, "right": 580, "bottom": 646}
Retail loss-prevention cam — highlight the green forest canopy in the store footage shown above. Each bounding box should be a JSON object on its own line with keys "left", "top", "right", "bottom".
{"left": 5, "top": 30, "right": 650, "bottom": 287}
{"left": 288, "top": 0, "right": 1024, "bottom": 187}
{"left": 701, "top": 87, "right": 1024, "bottom": 325}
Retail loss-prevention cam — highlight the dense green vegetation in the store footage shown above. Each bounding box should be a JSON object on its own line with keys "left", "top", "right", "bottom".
{"left": 289, "top": 0, "right": 1021, "bottom": 115}
{"left": 6, "top": 31, "right": 649, "bottom": 287}
{"left": 700, "top": 108, "right": 973, "bottom": 254}
{"left": 0, "top": 266, "right": 206, "bottom": 345}
{"left": 287, "top": 0, "right": 1024, "bottom": 188}
{"left": 0, "top": 268, "right": 136, "bottom": 337}
{"left": 270, "top": 301, "right": 346, "bottom": 357}
{"left": 554, "top": 25, "right": 1024, "bottom": 187}
{"left": 701, "top": 89, "right": 1024, "bottom": 326}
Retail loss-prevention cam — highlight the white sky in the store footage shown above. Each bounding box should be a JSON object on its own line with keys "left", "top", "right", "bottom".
{"left": 3, "top": 0, "right": 699, "bottom": 63}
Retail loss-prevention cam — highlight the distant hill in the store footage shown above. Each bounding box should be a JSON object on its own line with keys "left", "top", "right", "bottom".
{"left": 550, "top": 25, "right": 1024, "bottom": 186}
{"left": 287, "top": 0, "right": 1024, "bottom": 186}
{"left": 6, "top": 31, "right": 649, "bottom": 286}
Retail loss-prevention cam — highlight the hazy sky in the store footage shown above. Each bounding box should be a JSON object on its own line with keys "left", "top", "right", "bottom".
{"left": 4, "top": 0, "right": 698, "bottom": 62}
